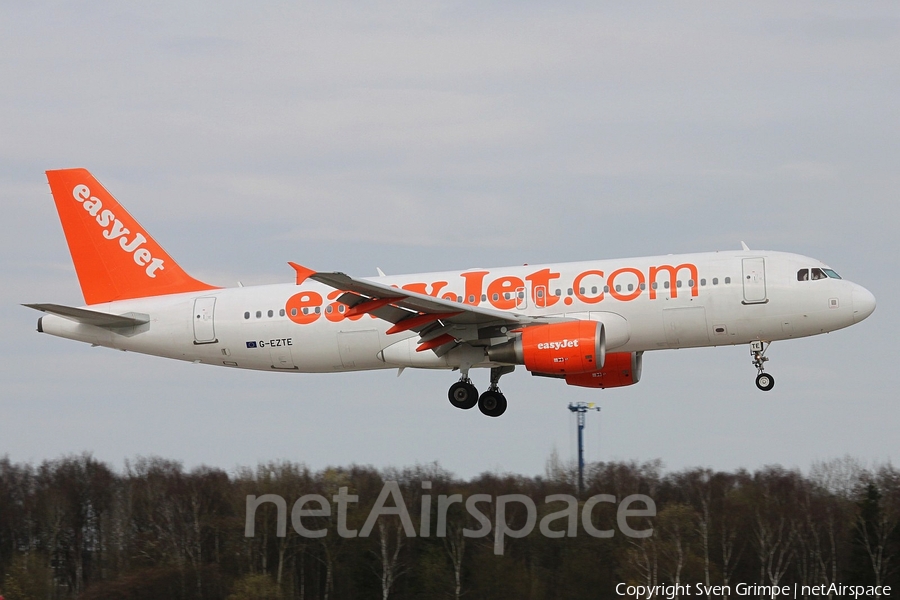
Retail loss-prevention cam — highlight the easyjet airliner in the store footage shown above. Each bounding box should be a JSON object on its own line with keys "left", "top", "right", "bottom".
{"left": 27, "top": 169, "right": 876, "bottom": 417}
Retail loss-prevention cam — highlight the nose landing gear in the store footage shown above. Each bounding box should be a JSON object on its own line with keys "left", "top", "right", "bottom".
{"left": 755, "top": 372, "right": 775, "bottom": 391}
{"left": 751, "top": 341, "right": 775, "bottom": 391}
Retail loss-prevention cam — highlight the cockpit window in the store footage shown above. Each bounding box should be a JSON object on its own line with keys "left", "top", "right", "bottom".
{"left": 797, "top": 269, "right": 809, "bottom": 281}
{"left": 823, "top": 268, "right": 841, "bottom": 279}
{"left": 811, "top": 268, "right": 827, "bottom": 280}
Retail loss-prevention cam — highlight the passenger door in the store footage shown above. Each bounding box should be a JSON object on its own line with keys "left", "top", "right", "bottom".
{"left": 742, "top": 258, "right": 767, "bottom": 304}
{"left": 192, "top": 297, "right": 217, "bottom": 344}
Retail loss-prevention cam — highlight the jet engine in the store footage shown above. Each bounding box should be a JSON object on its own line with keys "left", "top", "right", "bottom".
{"left": 563, "top": 351, "right": 643, "bottom": 388}
{"left": 486, "top": 321, "right": 606, "bottom": 375}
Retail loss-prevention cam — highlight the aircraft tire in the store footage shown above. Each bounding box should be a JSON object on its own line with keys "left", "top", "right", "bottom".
{"left": 478, "top": 390, "right": 507, "bottom": 417}
{"left": 755, "top": 373, "right": 775, "bottom": 391}
{"left": 449, "top": 381, "right": 479, "bottom": 409}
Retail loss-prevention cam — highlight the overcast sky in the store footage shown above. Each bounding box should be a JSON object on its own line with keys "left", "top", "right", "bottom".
{"left": 2, "top": 2, "right": 898, "bottom": 480}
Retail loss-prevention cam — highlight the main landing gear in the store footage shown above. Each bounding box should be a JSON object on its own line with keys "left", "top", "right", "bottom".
{"left": 448, "top": 379, "right": 478, "bottom": 410}
{"left": 751, "top": 341, "right": 775, "bottom": 391}
{"left": 447, "top": 366, "right": 514, "bottom": 417}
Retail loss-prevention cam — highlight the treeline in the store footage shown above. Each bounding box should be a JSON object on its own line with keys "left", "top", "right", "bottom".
{"left": 0, "top": 453, "right": 898, "bottom": 599}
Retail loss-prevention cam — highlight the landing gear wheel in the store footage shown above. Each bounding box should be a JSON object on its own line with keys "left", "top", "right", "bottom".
{"left": 755, "top": 373, "right": 775, "bottom": 391}
{"left": 449, "top": 381, "right": 478, "bottom": 409}
{"left": 478, "top": 390, "right": 507, "bottom": 417}
{"left": 750, "top": 342, "right": 775, "bottom": 392}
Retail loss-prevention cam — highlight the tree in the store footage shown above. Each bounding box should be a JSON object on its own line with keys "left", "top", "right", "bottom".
{"left": 749, "top": 468, "right": 798, "bottom": 589}
{"left": 1, "top": 552, "right": 52, "bottom": 600}
{"left": 226, "top": 574, "right": 283, "bottom": 600}
{"left": 850, "top": 480, "right": 897, "bottom": 592}
{"left": 657, "top": 503, "right": 698, "bottom": 596}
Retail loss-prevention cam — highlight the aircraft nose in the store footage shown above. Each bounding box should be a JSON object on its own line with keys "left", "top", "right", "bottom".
{"left": 851, "top": 285, "right": 876, "bottom": 323}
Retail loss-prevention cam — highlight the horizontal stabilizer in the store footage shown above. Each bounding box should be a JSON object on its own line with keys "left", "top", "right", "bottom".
{"left": 23, "top": 303, "right": 150, "bottom": 328}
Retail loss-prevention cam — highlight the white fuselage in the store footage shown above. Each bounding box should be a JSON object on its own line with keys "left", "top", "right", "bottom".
{"left": 38, "top": 251, "right": 874, "bottom": 374}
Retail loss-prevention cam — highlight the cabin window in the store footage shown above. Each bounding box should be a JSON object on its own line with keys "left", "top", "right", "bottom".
{"left": 676, "top": 280, "right": 682, "bottom": 288}
{"left": 518, "top": 291, "right": 525, "bottom": 299}
{"left": 482, "top": 294, "right": 487, "bottom": 301}
{"left": 555, "top": 289, "right": 562, "bottom": 297}
{"left": 338, "top": 305, "right": 346, "bottom": 313}
{"left": 314, "top": 307, "right": 321, "bottom": 314}
{"left": 267, "top": 310, "right": 274, "bottom": 318}
{"left": 725, "top": 277, "right": 731, "bottom": 284}
{"left": 579, "top": 287, "right": 585, "bottom": 294}
{"left": 534, "top": 290, "right": 542, "bottom": 299}
{"left": 627, "top": 284, "right": 634, "bottom": 292}
{"left": 811, "top": 268, "right": 827, "bottom": 280}
{"left": 615, "top": 285, "right": 621, "bottom": 292}
{"left": 244, "top": 312, "right": 250, "bottom": 320}
{"left": 291, "top": 308, "right": 298, "bottom": 317}
{"left": 256, "top": 311, "right": 262, "bottom": 319}
{"left": 492, "top": 293, "right": 499, "bottom": 301}
{"left": 688, "top": 279, "right": 694, "bottom": 287}
{"left": 712, "top": 278, "right": 719, "bottom": 285}
{"left": 639, "top": 283, "right": 646, "bottom": 291}
{"left": 468, "top": 295, "right": 475, "bottom": 303}
{"left": 591, "top": 286, "right": 598, "bottom": 294}
{"left": 457, "top": 295, "right": 463, "bottom": 302}
{"left": 604, "top": 286, "right": 610, "bottom": 293}
{"left": 651, "top": 282, "right": 658, "bottom": 290}
{"left": 664, "top": 281, "right": 670, "bottom": 289}
{"left": 279, "top": 309, "right": 285, "bottom": 317}
{"left": 325, "top": 306, "right": 333, "bottom": 314}
{"left": 700, "top": 278, "right": 706, "bottom": 286}
{"left": 302, "top": 308, "right": 308, "bottom": 315}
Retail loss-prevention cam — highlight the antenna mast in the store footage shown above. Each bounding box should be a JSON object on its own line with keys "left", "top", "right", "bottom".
{"left": 568, "top": 402, "right": 601, "bottom": 496}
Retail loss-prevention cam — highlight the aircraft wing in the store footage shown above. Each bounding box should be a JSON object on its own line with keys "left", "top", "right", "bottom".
{"left": 291, "top": 263, "right": 563, "bottom": 354}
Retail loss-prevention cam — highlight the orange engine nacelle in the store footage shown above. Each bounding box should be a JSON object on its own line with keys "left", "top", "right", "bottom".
{"left": 486, "top": 321, "right": 606, "bottom": 375}
{"left": 564, "top": 351, "right": 643, "bottom": 388}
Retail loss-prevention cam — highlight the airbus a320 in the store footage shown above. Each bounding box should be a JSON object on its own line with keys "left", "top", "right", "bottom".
{"left": 27, "top": 169, "right": 876, "bottom": 417}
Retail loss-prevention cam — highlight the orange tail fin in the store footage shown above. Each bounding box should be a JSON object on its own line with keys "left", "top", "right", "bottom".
{"left": 46, "top": 169, "right": 218, "bottom": 305}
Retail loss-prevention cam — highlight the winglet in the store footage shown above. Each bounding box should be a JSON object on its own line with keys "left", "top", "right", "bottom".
{"left": 45, "top": 169, "right": 218, "bottom": 305}
{"left": 288, "top": 262, "right": 317, "bottom": 285}
{"left": 741, "top": 241, "right": 750, "bottom": 251}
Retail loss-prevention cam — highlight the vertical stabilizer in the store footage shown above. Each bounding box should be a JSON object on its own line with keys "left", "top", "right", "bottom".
{"left": 45, "top": 169, "right": 218, "bottom": 305}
